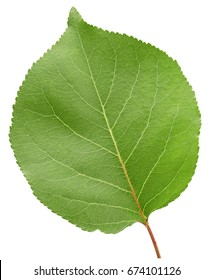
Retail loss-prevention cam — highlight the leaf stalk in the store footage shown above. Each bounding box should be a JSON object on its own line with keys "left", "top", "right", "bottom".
{"left": 145, "top": 223, "right": 161, "bottom": 258}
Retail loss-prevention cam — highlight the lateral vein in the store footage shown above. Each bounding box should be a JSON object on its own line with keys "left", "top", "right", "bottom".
{"left": 25, "top": 127, "right": 130, "bottom": 194}
{"left": 138, "top": 104, "right": 180, "bottom": 200}
{"left": 124, "top": 60, "right": 160, "bottom": 164}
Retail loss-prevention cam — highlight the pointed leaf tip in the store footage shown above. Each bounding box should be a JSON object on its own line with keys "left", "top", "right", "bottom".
{"left": 68, "top": 7, "right": 83, "bottom": 26}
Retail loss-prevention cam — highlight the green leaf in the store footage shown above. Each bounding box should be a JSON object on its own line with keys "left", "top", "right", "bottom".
{"left": 10, "top": 7, "right": 200, "bottom": 256}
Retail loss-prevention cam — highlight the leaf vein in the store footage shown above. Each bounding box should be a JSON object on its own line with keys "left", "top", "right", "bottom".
{"left": 39, "top": 190, "right": 138, "bottom": 214}
{"left": 143, "top": 145, "right": 192, "bottom": 213}
{"left": 111, "top": 50, "right": 141, "bottom": 130}
{"left": 74, "top": 19, "right": 146, "bottom": 223}
{"left": 103, "top": 41, "right": 117, "bottom": 107}
{"left": 36, "top": 89, "right": 117, "bottom": 156}
{"left": 53, "top": 59, "right": 103, "bottom": 114}
{"left": 138, "top": 104, "right": 180, "bottom": 200}
{"left": 124, "top": 60, "right": 160, "bottom": 164}
{"left": 24, "top": 127, "right": 130, "bottom": 194}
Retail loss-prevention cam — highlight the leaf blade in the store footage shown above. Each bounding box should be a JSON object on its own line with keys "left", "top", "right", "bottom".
{"left": 10, "top": 8, "right": 201, "bottom": 234}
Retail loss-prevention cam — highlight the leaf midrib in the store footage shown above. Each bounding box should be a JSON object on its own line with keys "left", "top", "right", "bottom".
{"left": 74, "top": 20, "right": 147, "bottom": 224}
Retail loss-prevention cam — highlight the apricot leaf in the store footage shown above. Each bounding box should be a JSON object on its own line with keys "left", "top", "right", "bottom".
{"left": 10, "top": 8, "right": 201, "bottom": 257}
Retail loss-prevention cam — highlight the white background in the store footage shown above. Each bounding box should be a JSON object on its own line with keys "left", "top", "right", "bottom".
{"left": 0, "top": 0, "right": 213, "bottom": 279}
